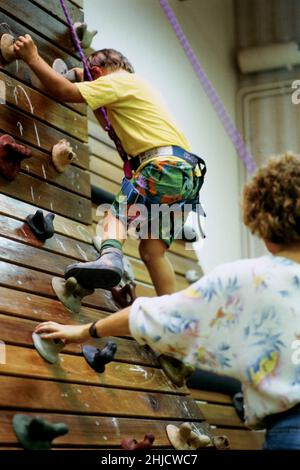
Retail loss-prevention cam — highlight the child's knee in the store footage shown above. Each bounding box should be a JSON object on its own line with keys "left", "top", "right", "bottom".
{"left": 139, "top": 240, "right": 166, "bottom": 263}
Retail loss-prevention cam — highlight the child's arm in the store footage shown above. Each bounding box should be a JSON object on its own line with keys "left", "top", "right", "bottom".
{"left": 14, "top": 34, "right": 84, "bottom": 103}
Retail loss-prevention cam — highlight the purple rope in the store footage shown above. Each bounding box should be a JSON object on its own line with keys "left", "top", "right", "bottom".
{"left": 159, "top": 0, "right": 256, "bottom": 174}
{"left": 59, "top": 0, "right": 129, "bottom": 170}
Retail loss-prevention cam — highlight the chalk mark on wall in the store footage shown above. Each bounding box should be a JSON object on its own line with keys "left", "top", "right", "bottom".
{"left": 62, "top": 224, "right": 70, "bottom": 235}
{"left": 16, "top": 84, "right": 41, "bottom": 148}
{"left": 56, "top": 238, "right": 67, "bottom": 253}
{"left": 0, "top": 80, "right": 6, "bottom": 104}
{"left": 76, "top": 243, "right": 88, "bottom": 261}
{"left": 41, "top": 164, "right": 47, "bottom": 180}
{"left": 76, "top": 225, "right": 91, "bottom": 242}
{"left": 30, "top": 186, "right": 35, "bottom": 202}
{"left": 17, "top": 121, "right": 23, "bottom": 136}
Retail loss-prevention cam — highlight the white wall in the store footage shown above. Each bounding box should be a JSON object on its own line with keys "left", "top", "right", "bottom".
{"left": 84, "top": 0, "right": 242, "bottom": 272}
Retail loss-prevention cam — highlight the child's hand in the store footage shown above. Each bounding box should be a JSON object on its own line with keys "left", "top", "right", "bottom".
{"left": 14, "top": 34, "right": 39, "bottom": 64}
{"left": 70, "top": 67, "right": 84, "bottom": 82}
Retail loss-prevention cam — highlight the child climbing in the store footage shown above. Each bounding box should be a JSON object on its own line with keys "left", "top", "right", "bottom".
{"left": 13, "top": 34, "right": 205, "bottom": 295}
{"left": 35, "top": 153, "right": 300, "bottom": 450}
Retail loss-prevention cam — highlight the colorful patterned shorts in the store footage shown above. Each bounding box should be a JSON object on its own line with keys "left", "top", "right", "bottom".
{"left": 111, "top": 158, "right": 200, "bottom": 247}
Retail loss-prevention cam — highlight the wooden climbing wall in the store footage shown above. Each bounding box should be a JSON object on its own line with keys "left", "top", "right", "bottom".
{"left": 0, "top": 0, "right": 208, "bottom": 450}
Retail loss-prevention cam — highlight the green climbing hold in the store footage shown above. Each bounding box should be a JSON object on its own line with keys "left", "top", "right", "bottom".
{"left": 73, "top": 22, "right": 98, "bottom": 49}
{"left": 159, "top": 354, "right": 195, "bottom": 388}
{"left": 32, "top": 332, "right": 65, "bottom": 364}
{"left": 52, "top": 276, "right": 94, "bottom": 314}
{"left": 13, "top": 415, "right": 69, "bottom": 450}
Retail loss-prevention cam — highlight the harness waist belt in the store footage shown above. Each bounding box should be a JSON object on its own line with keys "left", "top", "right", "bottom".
{"left": 130, "top": 146, "right": 206, "bottom": 174}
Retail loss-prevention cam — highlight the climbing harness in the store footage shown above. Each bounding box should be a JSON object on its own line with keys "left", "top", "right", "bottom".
{"left": 159, "top": 0, "right": 257, "bottom": 176}
{"left": 59, "top": 0, "right": 131, "bottom": 178}
{"left": 130, "top": 145, "right": 205, "bottom": 175}
{"left": 118, "top": 146, "right": 207, "bottom": 239}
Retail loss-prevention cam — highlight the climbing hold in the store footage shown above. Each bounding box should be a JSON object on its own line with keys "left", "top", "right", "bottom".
{"left": 82, "top": 341, "right": 117, "bottom": 373}
{"left": 232, "top": 391, "right": 245, "bottom": 422}
{"left": 111, "top": 282, "right": 136, "bottom": 308}
{"left": 32, "top": 332, "right": 65, "bottom": 364}
{"left": 13, "top": 414, "right": 69, "bottom": 450}
{"left": 122, "top": 256, "right": 135, "bottom": 284}
{"left": 0, "top": 134, "right": 31, "bottom": 181}
{"left": 212, "top": 435, "right": 230, "bottom": 450}
{"left": 0, "top": 33, "right": 16, "bottom": 63}
{"left": 52, "top": 58, "right": 78, "bottom": 82}
{"left": 166, "top": 422, "right": 211, "bottom": 450}
{"left": 73, "top": 22, "right": 98, "bottom": 49}
{"left": 111, "top": 256, "right": 135, "bottom": 306}
{"left": 121, "top": 433, "right": 155, "bottom": 450}
{"left": 52, "top": 276, "right": 94, "bottom": 314}
{"left": 182, "top": 222, "right": 198, "bottom": 243}
{"left": 158, "top": 354, "right": 195, "bottom": 387}
{"left": 185, "top": 269, "right": 199, "bottom": 284}
{"left": 26, "top": 209, "right": 55, "bottom": 241}
{"left": 52, "top": 139, "right": 77, "bottom": 173}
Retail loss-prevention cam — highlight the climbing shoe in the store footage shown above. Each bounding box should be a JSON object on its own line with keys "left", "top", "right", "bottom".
{"left": 64, "top": 247, "right": 124, "bottom": 290}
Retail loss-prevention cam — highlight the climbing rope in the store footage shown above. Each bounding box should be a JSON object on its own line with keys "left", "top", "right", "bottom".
{"left": 159, "top": 0, "right": 256, "bottom": 175}
{"left": 59, "top": 0, "right": 130, "bottom": 176}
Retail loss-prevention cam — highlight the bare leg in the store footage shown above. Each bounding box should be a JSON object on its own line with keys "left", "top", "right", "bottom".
{"left": 139, "top": 238, "right": 176, "bottom": 295}
{"left": 101, "top": 210, "right": 127, "bottom": 244}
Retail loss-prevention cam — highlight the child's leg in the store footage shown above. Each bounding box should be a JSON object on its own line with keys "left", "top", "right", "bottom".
{"left": 139, "top": 237, "right": 196, "bottom": 386}
{"left": 139, "top": 238, "right": 176, "bottom": 295}
{"left": 64, "top": 209, "right": 127, "bottom": 289}
{"left": 101, "top": 210, "right": 127, "bottom": 244}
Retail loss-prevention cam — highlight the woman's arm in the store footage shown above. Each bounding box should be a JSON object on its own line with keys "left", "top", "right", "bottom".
{"left": 34, "top": 307, "right": 131, "bottom": 343}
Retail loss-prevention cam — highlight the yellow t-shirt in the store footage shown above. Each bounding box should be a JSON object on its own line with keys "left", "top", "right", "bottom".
{"left": 76, "top": 71, "right": 191, "bottom": 157}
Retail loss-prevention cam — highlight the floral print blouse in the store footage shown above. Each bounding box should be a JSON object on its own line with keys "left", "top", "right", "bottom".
{"left": 129, "top": 255, "right": 300, "bottom": 429}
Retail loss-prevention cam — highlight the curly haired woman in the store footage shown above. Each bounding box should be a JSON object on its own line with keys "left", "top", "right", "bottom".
{"left": 35, "top": 153, "right": 300, "bottom": 449}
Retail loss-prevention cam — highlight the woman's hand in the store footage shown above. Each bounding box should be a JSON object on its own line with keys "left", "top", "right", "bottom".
{"left": 34, "top": 321, "right": 91, "bottom": 344}
{"left": 14, "top": 34, "right": 39, "bottom": 64}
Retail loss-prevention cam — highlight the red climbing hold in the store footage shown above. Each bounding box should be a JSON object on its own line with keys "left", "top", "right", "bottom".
{"left": 0, "top": 134, "right": 31, "bottom": 181}
{"left": 121, "top": 433, "right": 155, "bottom": 450}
